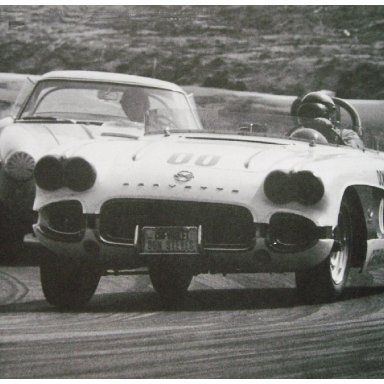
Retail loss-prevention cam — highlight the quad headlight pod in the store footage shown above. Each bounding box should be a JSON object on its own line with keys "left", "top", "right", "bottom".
{"left": 264, "top": 170, "right": 324, "bottom": 205}
{"left": 34, "top": 155, "right": 96, "bottom": 192}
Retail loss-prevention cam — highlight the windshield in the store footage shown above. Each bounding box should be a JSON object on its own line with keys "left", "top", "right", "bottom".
{"left": 192, "top": 93, "right": 377, "bottom": 150}
{"left": 18, "top": 79, "right": 203, "bottom": 133}
{"left": 17, "top": 79, "right": 376, "bottom": 149}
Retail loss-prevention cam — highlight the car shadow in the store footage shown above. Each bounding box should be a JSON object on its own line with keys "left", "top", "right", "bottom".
{"left": 0, "top": 245, "right": 41, "bottom": 267}
{"left": 2, "top": 285, "right": 384, "bottom": 313}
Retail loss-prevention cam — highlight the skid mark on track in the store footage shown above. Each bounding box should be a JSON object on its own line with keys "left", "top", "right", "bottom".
{"left": 3, "top": 267, "right": 384, "bottom": 378}
{"left": 1, "top": 321, "right": 215, "bottom": 343}
{"left": 0, "top": 271, "right": 29, "bottom": 305}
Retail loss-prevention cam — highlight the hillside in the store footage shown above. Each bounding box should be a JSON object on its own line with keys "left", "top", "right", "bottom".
{"left": 0, "top": 5, "right": 383, "bottom": 99}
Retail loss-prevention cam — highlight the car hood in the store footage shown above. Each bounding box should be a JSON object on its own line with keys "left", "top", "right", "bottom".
{"left": 37, "top": 132, "right": 376, "bottom": 225}
{"left": 51, "top": 133, "right": 357, "bottom": 192}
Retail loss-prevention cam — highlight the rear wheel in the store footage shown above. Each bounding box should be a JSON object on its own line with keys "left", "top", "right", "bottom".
{"left": 296, "top": 200, "right": 352, "bottom": 303}
{"left": 149, "top": 261, "right": 193, "bottom": 302}
{"left": 40, "top": 255, "right": 101, "bottom": 310}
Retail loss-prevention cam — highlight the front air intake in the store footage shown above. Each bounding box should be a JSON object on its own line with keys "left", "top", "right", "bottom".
{"left": 39, "top": 200, "right": 84, "bottom": 241}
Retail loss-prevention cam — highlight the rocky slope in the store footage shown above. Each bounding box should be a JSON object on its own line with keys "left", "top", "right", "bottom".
{"left": 0, "top": 5, "right": 383, "bottom": 99}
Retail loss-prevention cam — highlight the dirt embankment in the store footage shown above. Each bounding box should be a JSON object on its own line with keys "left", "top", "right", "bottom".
{"left": 0, "top": 5, "right": 383, "bottom": 99}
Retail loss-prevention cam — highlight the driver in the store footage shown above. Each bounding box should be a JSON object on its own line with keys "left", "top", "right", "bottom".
{"left": 120, "top": 87, "right": 149, "bottom": 123}
{"left": 295, "top": 91, "right": 363, "bottom": 149}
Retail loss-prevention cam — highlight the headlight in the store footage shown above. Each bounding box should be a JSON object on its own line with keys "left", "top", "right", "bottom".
{"left": 263, "top": 170, "right": 295, "bottom": 204}
{"left": 291, "top": 171, "right": 324, "bottom": 205}
{"left": 35, "top": 156, "right": 96, "bottom": 192}
{"left": 34, "top": 155, "right": 63, "bottom": 191}
{"left": 63, "top": 157, "right": 96, "bottom": 192}
{"left": 4, "top": 151, "right": 35, "bottom": 181}
{"left": 264, "top": 170, "right": 324, "bottom": 205}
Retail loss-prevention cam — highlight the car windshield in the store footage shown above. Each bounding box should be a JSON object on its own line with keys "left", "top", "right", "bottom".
{"left": 18, "top": 79, "right": 376, "bottom": 149}
{"left": 190, "top": 92, "right": 377, "bottom": 150}
{"left": 19, "top": 79, "right": 203, "bottom": 133}
{"left": 194, "top": 94, "right": 344, "bottom": 137}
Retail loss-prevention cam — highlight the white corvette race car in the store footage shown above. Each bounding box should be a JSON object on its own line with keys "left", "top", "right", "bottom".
{"left": 32, "top": 71, "right": 384, "bottom": 309}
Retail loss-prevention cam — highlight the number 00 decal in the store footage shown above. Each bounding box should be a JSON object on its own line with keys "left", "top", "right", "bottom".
{"left": 167, "top": 153, "right": 194, "bottom": 165}
{"left": 168, "top": 153, "right": 220, "bottom": 167}
{"left": 195, "top": 155, "right": 220, "bottom": 166}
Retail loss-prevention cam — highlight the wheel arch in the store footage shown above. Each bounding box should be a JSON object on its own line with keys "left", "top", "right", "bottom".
{"left": 341, "top": 186, "right": 368, "bottom": 269}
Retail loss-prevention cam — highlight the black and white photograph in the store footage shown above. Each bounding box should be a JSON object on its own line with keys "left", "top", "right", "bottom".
{"left": 1, "top": 3, "right": 384, "bottom": 379}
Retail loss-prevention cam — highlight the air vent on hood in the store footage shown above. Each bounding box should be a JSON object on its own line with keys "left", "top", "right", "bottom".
{"left": 185, "top": 136, "right": 287, "bottom": 145}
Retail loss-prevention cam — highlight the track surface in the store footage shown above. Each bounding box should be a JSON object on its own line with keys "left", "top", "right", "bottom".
{"left": 2, "top": 263, "right": 384, "bottom": 379}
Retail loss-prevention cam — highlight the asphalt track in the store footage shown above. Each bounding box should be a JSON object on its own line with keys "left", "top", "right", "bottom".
{"left": 2, "top": 256, "right": 384, "bottom": 379}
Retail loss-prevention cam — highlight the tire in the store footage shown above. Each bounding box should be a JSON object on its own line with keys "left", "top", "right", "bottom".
{"left": 149, "top": 261, "right": 193, "bottom": 302}
{"left": 40, "top": 255, "right": 101, "bottom": 310}
{"left": 0, "top": 203, "right": 25, "bottom": 259}
{"left": 296, "top": 200, "right": 352, "bottom": 303}
{"left": 0, "top": 219, "right": 24, "bottom": 244}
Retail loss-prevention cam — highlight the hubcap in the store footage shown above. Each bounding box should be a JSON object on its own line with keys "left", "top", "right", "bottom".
{"left": 330, "top": 212, "right": 349, "bottom": 285}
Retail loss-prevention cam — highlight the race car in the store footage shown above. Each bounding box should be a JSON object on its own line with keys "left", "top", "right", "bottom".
{"left": 0, "top": 73, "right": 33, "bottom": 119}
{"left": 32, "top": 81, "right": 384, "bottom": 309}
{"left": 0, "top": 70, "right": 196, "bottom": 250}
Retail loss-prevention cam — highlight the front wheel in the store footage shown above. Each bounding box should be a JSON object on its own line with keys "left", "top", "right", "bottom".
{"left": 40, "top": 255, "right": 101, "bottom": 310}
{"left": 0, "top": 204, "right": 27, "bottom": 261}
{"left": 296, "top": 201, "right": 352, "bottom": 303}
{"left": 149, "top": 261, "right": 193, "bottom": 302}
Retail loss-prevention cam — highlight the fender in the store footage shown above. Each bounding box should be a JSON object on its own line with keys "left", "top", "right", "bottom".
{"left": 352, "top": 185, "right": 384, "bottom": 270}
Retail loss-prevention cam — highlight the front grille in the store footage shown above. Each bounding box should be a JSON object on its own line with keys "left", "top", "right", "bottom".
{"left": 99, "top": 199, "right": 255, "bottom": 249}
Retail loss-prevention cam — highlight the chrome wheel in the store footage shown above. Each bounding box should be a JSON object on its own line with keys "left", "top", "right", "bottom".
{"left": 330, "top": 210, "right": 351, "bottom": 285}
{"left": 296, "top": 200, "right": 353, "bottom": 303}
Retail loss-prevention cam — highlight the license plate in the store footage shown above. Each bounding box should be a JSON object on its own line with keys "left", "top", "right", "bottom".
{"left": 141, "top": 226, "right": 199, "bottom": 254}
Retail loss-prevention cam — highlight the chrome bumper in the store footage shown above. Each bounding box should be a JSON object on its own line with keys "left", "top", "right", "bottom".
{"left": 34, "top": 223, "right": 334, "bottom": 274}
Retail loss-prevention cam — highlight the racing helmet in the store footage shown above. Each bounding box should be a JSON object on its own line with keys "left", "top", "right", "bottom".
{"left": 298, "top": 91, "right": 336, "bottom": 120}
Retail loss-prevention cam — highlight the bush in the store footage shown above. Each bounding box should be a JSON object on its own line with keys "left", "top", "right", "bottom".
{"left": 202, "top": 71, "right": 247, "bottom": 90}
